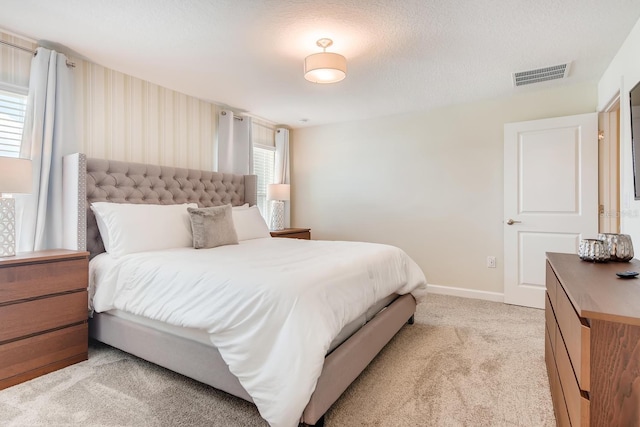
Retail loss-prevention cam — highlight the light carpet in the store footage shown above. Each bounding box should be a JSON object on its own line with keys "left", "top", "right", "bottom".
{"left": 0, "top": 294, "right": 555, "bottom": 426}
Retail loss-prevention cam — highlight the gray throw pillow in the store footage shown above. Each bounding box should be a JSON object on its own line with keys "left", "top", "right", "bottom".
{"left": 187, "top": 205, "right": 239, "bottom": 249}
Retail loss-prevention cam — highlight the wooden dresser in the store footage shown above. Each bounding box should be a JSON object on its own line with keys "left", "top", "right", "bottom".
{"left": 545, "top": 252, "right": 640, "bottom": 427}
{"left": 270, "top": 228, "right": 311, "bottom": 240}
{"left": 0, "top": 250, "right": 89, "bottom": 390}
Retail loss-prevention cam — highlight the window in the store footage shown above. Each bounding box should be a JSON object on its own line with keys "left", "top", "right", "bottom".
{"left": 0, "top": 87, "right": 27, "bottom": 158}
{"left": 253, "top": 145, "right": 275, "bottom": 219}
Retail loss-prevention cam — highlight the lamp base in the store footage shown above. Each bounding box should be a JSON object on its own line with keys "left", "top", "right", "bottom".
{"left": 270, "top": 200, "right": 285, "bottom": 231}
{"left": 0, "top": 197, "right": 16, "bottom": 257}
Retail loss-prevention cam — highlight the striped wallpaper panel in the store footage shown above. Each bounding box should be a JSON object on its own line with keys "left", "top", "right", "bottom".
{"left": 75, "top": 59, "right": 217, "bottom": 170}
{"left": 252, "top": 118, "right": 276, "bottom": 148}
{"left": 0, "top": 32, "right": 35, "bottom": 89}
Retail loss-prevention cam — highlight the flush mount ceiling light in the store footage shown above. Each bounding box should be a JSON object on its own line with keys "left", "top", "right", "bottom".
{"left": 304, "top": 38, "right": 347, "bottom": 84}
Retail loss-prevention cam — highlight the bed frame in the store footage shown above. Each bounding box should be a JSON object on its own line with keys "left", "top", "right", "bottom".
{"left": 62, "top": 153, "right": 416, "bottom": 426}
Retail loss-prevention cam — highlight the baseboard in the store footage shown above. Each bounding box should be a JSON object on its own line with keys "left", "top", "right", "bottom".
{"left": 426, "top": 284, "right": 504, "bottom": 303}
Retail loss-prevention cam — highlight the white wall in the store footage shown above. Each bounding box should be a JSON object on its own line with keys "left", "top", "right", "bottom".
{"left": 598, "top": 17, "right": 640, "bottom": 246}
{"left": 292, "top": 83, "right": 596, "bottom": 295}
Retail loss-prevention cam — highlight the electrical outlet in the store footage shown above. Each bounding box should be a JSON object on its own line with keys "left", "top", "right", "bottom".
{"left": 487, "top": 256, "right": 496, "bottom": 268}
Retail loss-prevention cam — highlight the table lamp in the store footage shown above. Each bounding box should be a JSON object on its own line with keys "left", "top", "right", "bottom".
{"left": 267, "top": 184, "right": 290, "bottom": 231}
{"left": 0, "top": 157, "right": 32, "bottom": 257}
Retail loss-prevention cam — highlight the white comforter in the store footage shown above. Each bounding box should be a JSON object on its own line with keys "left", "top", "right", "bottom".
{"left": 90, "top": 237, "right": 427, "bottom": 427}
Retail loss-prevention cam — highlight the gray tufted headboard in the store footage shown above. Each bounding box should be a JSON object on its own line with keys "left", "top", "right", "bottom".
{"left": 62, "top": 153, "right": 257, "bottom": 259}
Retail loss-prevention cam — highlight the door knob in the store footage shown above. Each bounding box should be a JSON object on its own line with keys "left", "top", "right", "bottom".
{"left": 506, "top": 219, "right": 521, "bottom": 225}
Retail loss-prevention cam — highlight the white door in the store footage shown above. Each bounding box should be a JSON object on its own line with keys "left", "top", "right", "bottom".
{"left": 504, "top": 113, "right": 598, "bottom": 308}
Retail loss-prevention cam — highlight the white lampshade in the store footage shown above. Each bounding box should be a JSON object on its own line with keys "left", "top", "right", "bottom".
{"left": 267, "top": 184, "right": 290, "bottom": 201}
{"left": 0, "top": 157, "right": 31, "bottom": 257}
{"left": 0, "top": 157, "right": 32, "bottom": 194}
{"left": 304, "top": 52, "right": 347, "bottom": 84}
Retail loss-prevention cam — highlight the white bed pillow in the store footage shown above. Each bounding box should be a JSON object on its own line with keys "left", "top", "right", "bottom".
{"left": 232, "top": 205, "right": 271, "bottom": 241}
{"left": 91, "top": 202, "right": 198, "bottom": 258}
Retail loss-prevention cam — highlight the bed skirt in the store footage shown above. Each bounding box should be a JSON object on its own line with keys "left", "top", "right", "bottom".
{"left": 89, "top": 293, "right": 416, "bottom": 425}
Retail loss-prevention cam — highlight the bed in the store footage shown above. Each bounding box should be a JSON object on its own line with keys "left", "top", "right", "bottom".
{"left": 61, "top": 153, "right": 427, "bottom": 427}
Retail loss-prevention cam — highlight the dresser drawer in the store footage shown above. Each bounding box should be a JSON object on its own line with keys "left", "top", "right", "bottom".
{"left": 0, "top": 323, "right": 87, "bottom": 383}
{"left": 0, "top": 291, "right": 88, "bottom": 343}
{"left": 546, "top": 324, "right": 571, "bottom": 427}
{"left": 546, "top": 262, "right": 559, "bottom": 311}
{"left": 545, "top": 293, "right": 556, "bottom": 355}
{"left": 0, "top": 258, "right": 88, "bottom": 304}
{"left": 546, "top": 252, "right": 640, "bottom": 427}
{"left": 556, "top": 281, "right": 591, "bottom": 391}
{"left": 555, "top": 319, "right": 590, "bottom": 427}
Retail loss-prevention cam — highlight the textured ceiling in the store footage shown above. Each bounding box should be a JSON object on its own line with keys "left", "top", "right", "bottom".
{"left": 1, "top": 0, "right": 639, "bottom": 128}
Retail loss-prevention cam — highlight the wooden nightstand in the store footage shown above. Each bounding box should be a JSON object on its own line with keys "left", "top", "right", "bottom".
{"left": 270, "top": 228, "right": 311, "bottom": 240}
{"left": 0, "top": 249, "right": 89, "bottom": 390}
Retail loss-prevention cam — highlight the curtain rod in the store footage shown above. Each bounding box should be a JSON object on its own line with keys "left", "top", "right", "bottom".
{"left": 220, "top": 110, "right": 244, "bottom": 121}
{"left": 0, "top": 39, "right": 76, "bottom": 68}
{"left": 0, "top": 39, "right": 35, "bottom": 54}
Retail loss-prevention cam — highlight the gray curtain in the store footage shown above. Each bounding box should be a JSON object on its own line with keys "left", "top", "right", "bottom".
{"left": 17, "top": 47, "right": 77, "bottom": 251}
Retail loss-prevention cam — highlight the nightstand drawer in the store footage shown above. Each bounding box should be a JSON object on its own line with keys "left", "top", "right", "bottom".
{"left": 0, "top": 291, "right": 88, "bottom": 343}
{"left": 281, "top": 231, "right": 310, "bottom": 239}
{"left": 270, "top": 228, "right": 311, "bottom": 240}
{"left": 0, "top": 323, "right": 88, "bottom": 384}
{"left": 0, "top": 258, "right": 88, "bottom": 304}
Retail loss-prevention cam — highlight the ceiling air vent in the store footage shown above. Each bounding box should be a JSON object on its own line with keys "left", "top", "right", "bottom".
{"left": 512, "top": 62, "right": 571, "bottom": 87}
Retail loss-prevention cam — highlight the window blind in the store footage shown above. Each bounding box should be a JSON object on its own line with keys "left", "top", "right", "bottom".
{"left": 0, "top": 89, "right": 27, "bottom": 158}
{"left": 253, "top": 145, "right": 275, "bottom": 219}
